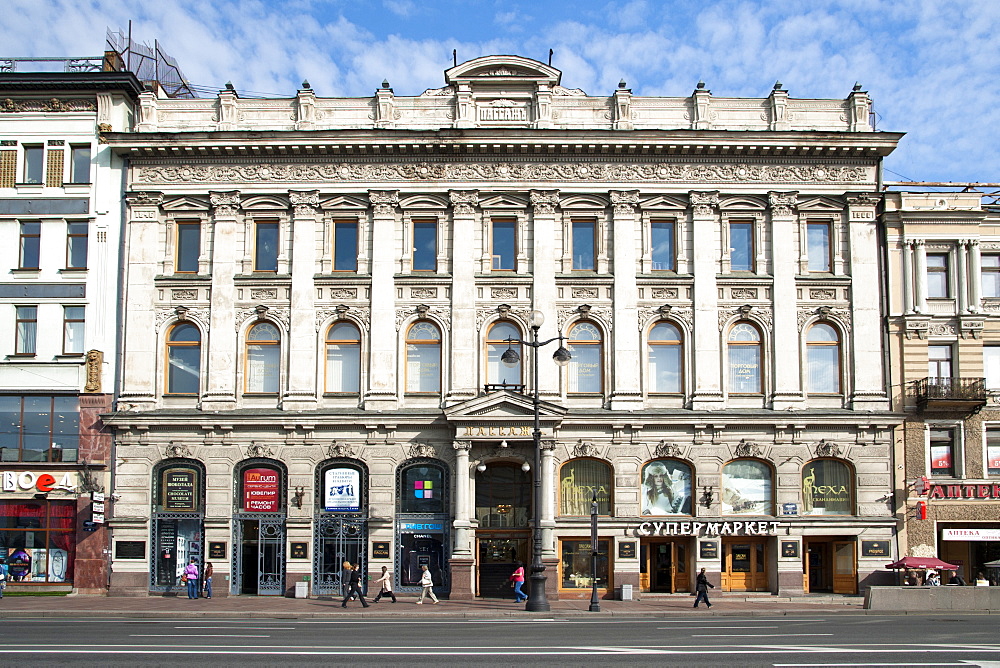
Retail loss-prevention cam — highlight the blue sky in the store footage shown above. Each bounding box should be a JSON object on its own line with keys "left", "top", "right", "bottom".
{"left": 4, "top": 0, "right": 999, "bottom": 184}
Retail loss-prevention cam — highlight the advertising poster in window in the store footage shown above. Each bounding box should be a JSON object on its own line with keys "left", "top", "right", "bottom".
{"left": 641, "top": 460, "right": 691, "bottom": 515}
{"left": 801, "top": 461, "right": 852, "bottom": 515}
{"left": 324, "top": 468, "right": 360, "bottom": 512}
{"left": 930, "top": 446, "right": 953, "bottom": 472}
{"left": 989, "top": 445, "right": 1000, "bottom": 474}
{"left": 560, "top": 460, "right": 612, "bottom": 515}
{"left": 163, "top": 468, "right": 197, "bottom": 511}
{"left": 242, "top": 468, "right": 280, "bottom": 512}
{"left": 721, "top": 461, "right": 773, "bottom": 515}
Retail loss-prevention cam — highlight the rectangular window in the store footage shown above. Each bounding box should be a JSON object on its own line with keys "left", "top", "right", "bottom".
{"left": 412, "top": 219, "right": 437, "bottom": 271}
{"left": 175, "top": 221, "right": 200, "bottom": 273}
{"left": 986, "top": 347, "right": 1000, "bottom": 390}
{"left": 19, "top": 221, "right": 40, "bottom": 269}
{"left": 730, "top": 221, "right": 754, "bottom": 271}
{"left": 0, "top": 148, "right": 15, "bottom": 188}
{"left": 254, "top": 220, "right": 279, "bottom": 272}
{"left": 928, "top": 345, "right": 953, "bottom": 379}
{"left": 650, "top": 220, "right": 675, "bottom": 271}
{"left": 22, "top": 145, "right": 43, "bottom": 184}
{"left": 62, "top": 306, "right": 84, "bottom": 355}
{"left": 572, "top": 219, "right": 596, "bottom": 271}
{"left": 0, "top": 395, "right": 79, "bottom": 463}
{"left": 560, "top": 540, "right": 610, "bottom": 590}
{"left": 983, "top": 254, "right": 1000, "bottom": 298}
{"left": 66, "top": 222, "right": 88, "bottom": 269}
{"left": 69, "top": 145, "right": 91, "bottom": 184}
{"left": 987, "top": 427, "right": 1000, "bottom": 477}
{"left": 332, "top": 220, "right": 358, "bottom": 271}
{"left": 15, "top": 306, "right": 37, "bottom": 356}
{"left": 927, "top": 253, "right": 950, "bottom": 298}
{"left": 929, "top": 428, "right": 955, "bottom": 477}
{"left": 807, "top": 222, "right": 831, "bottom": 272}
{"left": 491, "top": 218, "right": 516, "bottom": 271}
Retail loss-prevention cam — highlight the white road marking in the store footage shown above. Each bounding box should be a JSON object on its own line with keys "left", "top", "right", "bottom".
{"left": 128, "top": 634, "right": 270, "bottom": 638}
{"left": 172, "top": 626, "right": 294, "bottom": 630}
{"left": 660, "top": 625, "right": 780, "bottom": 629}
{"left": 692, "top": 633, "right": 835, "bottom": 638}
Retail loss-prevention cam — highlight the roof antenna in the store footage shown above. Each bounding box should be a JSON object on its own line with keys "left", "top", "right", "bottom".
{"left": 453, "top": 49, "right": 457, "bottom": 68}
{"left": 548, "top": 49, "right": 553, "bottom": 66}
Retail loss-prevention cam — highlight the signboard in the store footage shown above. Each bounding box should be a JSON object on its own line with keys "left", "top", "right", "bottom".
{"left": 782, "top": 503, "right": 798, "bottom": 516}
{"left": 372, "top": 541, "right": 391, "bottom": 559}
{"left": 323, "top": 468, "right": 360, "bottom": 512}
{"left": 209, "top": 542, "right": 227, "bottom": 559}
{"left": 942, "top": 528, "right": 1000, "bottom": 541}
{"left": 163, "top": 468, "right": 197, "bottom": 511}
{"left": 618, "top": 541, "right": 637, "bottom": 559}
{"left": 1, "top": 471, "right": 77, "bottom": 493}
{"left": 930, "top": 484, "right": 1000, "bottom": 500}
{"left": 290, "top": 542, "right": 308, "bottom": 559}
{"left": 115, "top": 541, "right": 145, "bottom": 559}
{"left": 243, "top": 468, "right": 280, "bottom": 512}
{"left": 930, "top": 446, "right": 953, "bottom": 472}
{"left": 400, "top": 522, "right": 444, "bottom": 532}
{"left": 699, "top": 541, "right": 719, "bottom": 559}
{"left": 635, "top": 520, "right": 782, "bottom": 537}
{"left": 861, "top": 540, "right": 890, "bottom": 557}
{"left": 781, "top": 541, "right": 800, "bottom": 558}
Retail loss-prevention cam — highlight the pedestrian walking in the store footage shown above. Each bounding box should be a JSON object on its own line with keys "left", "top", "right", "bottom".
{"left": 341, "top": 562, "right": 369, "bottom": 608}
{"left": 183, "top": 558, "right": 199, "bottom": 599}
{"left": 203, "top": 561, "right": 214, "bottom": 598}
{"left": 416, "top": 564, "right": 439, "bottom": 604}
{"left": 372, "top": 565, "right": 396, "bottom": 603}
{"left": 693, "top": 567, "right": 714, "bottom": 608}
{"left": 0, "top": 557, "right": 7, "bottom": 599}
{"left": 510, "top": 561, "right": 527, "bottom": 603}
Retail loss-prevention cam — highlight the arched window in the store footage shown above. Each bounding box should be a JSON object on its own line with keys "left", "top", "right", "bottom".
{"left": 487, "top": 321, "right": 522, "bottom": 387}
{"left": 560, "top": 459, "right": 612, "bottom": 516}
{"left": 802, "top": 459, "right": 853, "bottom": 515}
{"left": 648, "top": 322, "right": 682, "bottom": 393}
{"left": 237, "top": 462, "right": 284, "bottom": 513}
{"left": 721, "top": 459, "right": 774, "bottom": 515}
{"left": 728, "top": 322, "right": 762, "bottom": 394}
{"left": 398, "top": 461, "right": 448, "bottom": 514}
{"left": 317, "top": 460, "right": 366, "bottom": 513}
{"left": 325, "top": 322, "right": 361, "bottom": 394}
{"left": 166, "top": 322, "right": 201, "bottom": 395}
{"left": 245, "top": 322, "right": 280, "bottom": 394}
{"left": 807, "top": 323, "right": 841, "bottom": 394}
{"left": 568, "top": 321, "right": 603, "bottom": 394}
{"left": 640, "top": 459, "right": 692, "bottom": 515}
{"left": 475, "top": 463, "right": 531, "bottom": 528}
{"left": 405, "top": 321, "right": 441, "bottom": 393}
{"left": 153, "top": 461, "right": 205, "bottom": 513}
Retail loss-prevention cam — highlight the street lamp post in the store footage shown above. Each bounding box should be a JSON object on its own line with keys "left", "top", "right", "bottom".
{"left": 589, "top": 492, "right": 601, "bottom": 612}
{"left": 501, "top": 309, "right": 571, "bottom": 612}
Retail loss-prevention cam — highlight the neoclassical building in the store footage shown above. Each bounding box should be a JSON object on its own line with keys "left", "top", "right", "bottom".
{"left": 104, "top": 55, "right": 902, "bottom": 598}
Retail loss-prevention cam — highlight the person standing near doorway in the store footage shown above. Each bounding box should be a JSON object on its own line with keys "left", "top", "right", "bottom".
{"left": 510, "top": 561, "right": 527, "bottom": 603}
{"left": 694, "top": 567, "right": 714, "bottom": 608}
{"left": 372, "top": 565, "right": 396, "bottom": 603}
{"left": 416, "top": 564, "right": 439, "bottom": 604}
{"left": 203, "top": 562, "right": 214, "bottom": 598}
{"left": 184, "top": 559, "right": 199, "bottom": 600}
{"left": 341, "top": 562, "right": 369, "bottom": 608}
{"left": 0, "top": 557, "right": 6, "bottom": 599}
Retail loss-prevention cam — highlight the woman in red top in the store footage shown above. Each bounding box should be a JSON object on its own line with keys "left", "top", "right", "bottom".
{"left": 510, "top": 561, "right": 527, "bottom": 603}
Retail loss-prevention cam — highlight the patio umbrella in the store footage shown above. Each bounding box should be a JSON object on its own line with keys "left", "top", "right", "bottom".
{"left": 885, "top": 556, "right": 959, "bottom": 570}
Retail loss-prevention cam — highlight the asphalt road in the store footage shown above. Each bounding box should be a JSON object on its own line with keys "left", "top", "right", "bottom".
{"left": 1, "top": 613, "right": 998, "bottom": 667}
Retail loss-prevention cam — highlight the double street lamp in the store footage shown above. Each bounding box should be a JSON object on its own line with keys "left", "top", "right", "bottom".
{"left": 500, "top": 309, "right": 571, "bottom": 612}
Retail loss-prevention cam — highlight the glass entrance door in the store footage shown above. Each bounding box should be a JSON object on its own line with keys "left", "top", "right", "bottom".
{"left": 232, "top": 514, "right": 285, "bottom": 595}
{"left": 722, "top": 538, "right": 768, "bottom": 591}
{"left": 476, "top": 534, "right": 529, "bottom": 598}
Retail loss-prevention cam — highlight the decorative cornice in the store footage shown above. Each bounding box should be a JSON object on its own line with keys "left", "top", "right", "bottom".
{"left": 1, "top": 97, "right": 96, "bottom": 113}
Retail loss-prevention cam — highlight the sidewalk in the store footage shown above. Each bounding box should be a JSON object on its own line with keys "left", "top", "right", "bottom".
{"left": 0, "top": 592, "right": 867, "bottom": 618}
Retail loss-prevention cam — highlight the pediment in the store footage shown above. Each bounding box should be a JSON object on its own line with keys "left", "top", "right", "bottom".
{"left": 640, "top": 194, "right": 688, "bottom": 210}
{"left": 161, "top": 195, "right": 209, "bottom": 211}
{"left": 561, "top": 194, "right": 609, "bottom": 209}
{"left": 445, "top": 390, "right": 566, "bottom": 422}
{"left": 446, "top": 55, "right": 561, "bottom": 86}
{"left": 399, "top": 193, "right": 449, "bottom": 209}
{"left": 720, "top": 195, "right": 767, "bottom": 210}
{"left": 242, "top": 195, "right": 288, "bottom": 210}
{"left": 480, "top": 193, "right": 529, "bottom": 209}
{"left": 798, "top": 195, "right": 845, "bottom": 211}
{"left": 321, "top": 194, "right": 369, "bottom": 210}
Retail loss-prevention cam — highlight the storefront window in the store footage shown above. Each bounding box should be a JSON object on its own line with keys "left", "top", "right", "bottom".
{"left": 560, "top": 459, "right": 612, "bottom": 516}
{"left": 475, "top": 463, "right": 530, "bottom": 528}
{"left": 988, "top": 428, "right": 1000, "bottom": 476}
{"left": 641, "top": 459, "right": 692, "bottom": 515}
{"left": 0, "top": 395, "right": 79, "bottom": 463}
{"left": 0, "top": 500, "right": 75, "bottom": 583}
{"left": 321, "top": 466, "right": 362, "bottom": 512}
{"left": 561, "top": 539, "right": 609, "bottom": 589}
{"left": 241, "top": 466, "right": 282, "bottom": 512}
{"left": 399, "top": 462, "right": 446, "bottom": 514}
{"left": 802, "top": 459, "right": 853, "bottom": 515}
{"left": 157, "top": 466, "right": 201, "bottom": 512}
{"left": 151, "top": 460, "right": 204, "bottom": 591}
{"left": 721, "top": 459, "right": 774, "bottom": 515}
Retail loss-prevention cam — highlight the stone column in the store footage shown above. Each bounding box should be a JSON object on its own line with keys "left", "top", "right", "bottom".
{"left": 540, "top": 440, "right": 556, "bottom": 557}
{"left": 902, "top": 240, "right": 915, "bottom": 314}
{"left": 365, "top": 191, "right": 399, "bottom": 410}
{"left": 448, "top": 191, "right": 479, "bottom": 404}
{"left": 914, "top": 240, "right": 928, "bottom": 314}
{"left": 200, "top": 191, "right": 241, "bottom": 411}
{"left": 610, "top": 191, "right": 643, "bottom": 410}
{"left": 689, "top": 191, "right": 724, "bottom": 409}
{"left": 847, "top": 194, "right": 888, "bottom": 409}
{"left": 956, "top": 239, "right": 969, "bottom": 313}
{"left": 969, "top": 239, "right": 982, "bottom": 313}
{"left": 530, "top": 190, "right": 561, "bottom": 399}
{"left": 449, "top": 440, "right": 475, "bottom": 599}
{"left": 769, "top": 192, "right": 803, "bottom": 409}
{"left": 120, "top": 191, "right": 163, "bottom": 409}
{"left": 283, "top": 190, "right": 320, "bottom": 410}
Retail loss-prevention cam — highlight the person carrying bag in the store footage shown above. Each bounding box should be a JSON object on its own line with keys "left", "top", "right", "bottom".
{"left": 510, "top": 562, "right": 527, "bottom": 603}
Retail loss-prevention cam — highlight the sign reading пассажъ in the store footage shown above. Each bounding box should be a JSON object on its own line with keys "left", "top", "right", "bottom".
{"left": 635, "top": 520, "right": 782, "bottom": 537}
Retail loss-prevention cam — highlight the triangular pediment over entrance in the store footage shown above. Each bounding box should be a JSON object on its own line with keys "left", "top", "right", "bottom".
{"left": 444, "top": 390, "right": 566, "bottom": 439}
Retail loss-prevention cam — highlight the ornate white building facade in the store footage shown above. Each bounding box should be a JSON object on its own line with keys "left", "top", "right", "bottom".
{"left": 105, "top": 56, "right": 902, "bottom": 598}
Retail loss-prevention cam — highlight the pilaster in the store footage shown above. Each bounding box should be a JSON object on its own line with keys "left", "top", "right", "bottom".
{"left": 364, "top": 190, "right": 400, "bottom": 410}
{"left": 609, "top": 190, "right": 643, "bottom": 410}
{"left": 540, "top": 440, "right": 556, "bottom": 559}
{"left": 200, "top": 191, "right": 241, "bottom": 411}
{"left": 847, "top": 193, "right": 888, "bottom": 409}
{"left": 447, "top": 190, "right": 479, "bottom": 404}
{"left": 530, "top": 190, "right": 561, "bottom": 399}
{"left": 769, "top": 191, "right": 804, "bottom": 409}
{"left": 689, "top": 191, "right": 724, "bottom": 409}
{"left": 283, "top": 190, "right": 320, "bottom": 411}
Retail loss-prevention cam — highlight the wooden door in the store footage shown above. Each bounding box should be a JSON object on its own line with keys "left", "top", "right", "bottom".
{"left": 672, "top": 541, "right": 690, "bottom": 593}
{"left": 651, "top": 542, "right": 673, "bottom": 592}
{"left": 722, "top": 539, "right": 768, "bottom": 591}
{"left": 832, "top": 540, "right": 857, "bottom": 594}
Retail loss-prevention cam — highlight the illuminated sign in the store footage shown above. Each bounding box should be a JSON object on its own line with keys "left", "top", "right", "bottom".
{"left": 635, "top": 520, "right": 782, "bottom": 537}
{"left": 242, "top": 468, "right": 280, "bottom": 512}
{"left": 1, "top": 471, "right": 77, "bottom": 493}
{"left": 929, "top": 484, "right": 1000, "bottom": 500}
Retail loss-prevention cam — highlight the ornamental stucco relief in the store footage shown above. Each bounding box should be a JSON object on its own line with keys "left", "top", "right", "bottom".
{"left": 137, "top": 161, "right": 871, "bottom": 186}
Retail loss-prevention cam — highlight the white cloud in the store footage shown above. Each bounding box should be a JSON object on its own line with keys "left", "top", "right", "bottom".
{"left": 383, "top": 0, "right": 417, "bottom": 18}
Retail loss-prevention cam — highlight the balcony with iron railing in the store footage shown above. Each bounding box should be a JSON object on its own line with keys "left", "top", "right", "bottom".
{"left": 911, "top": 377, "right": 987, "bottom": 413}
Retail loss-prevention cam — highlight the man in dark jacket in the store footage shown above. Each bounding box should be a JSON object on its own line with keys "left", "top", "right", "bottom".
{"left": 341, "top": 563, "right": 370, "bottom": 608}
{"left": 694, "top": 567, "right": 714, "bottom": 608}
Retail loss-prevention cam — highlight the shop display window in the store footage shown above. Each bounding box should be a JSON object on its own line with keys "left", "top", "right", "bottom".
{"left": 640, "top": 459, "right": 692, "bottom": 516}
{"left": 560, "top": 459, "right": 612, "bottom": 516}
{"left": 475, "top": 463, "right": 530, "bottom": 528}
{"left": 399, "top": 462, "right": 446, "bottom": 514}
{"left": 801, "top": 459, "right": 853, "bottom": 515}
{"left": 0, "top": 501, "right": 75, "bottom": 583}
{"left": 560, "top": 539, "right": 609, "bottom": 589}
{"left": 721, "top": 459, "right": 774, "bottom": 515}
